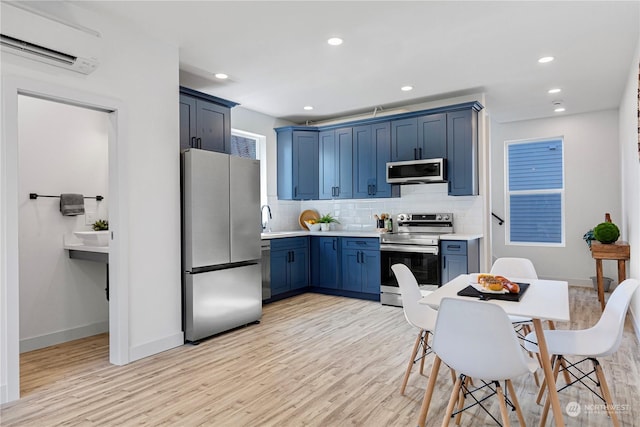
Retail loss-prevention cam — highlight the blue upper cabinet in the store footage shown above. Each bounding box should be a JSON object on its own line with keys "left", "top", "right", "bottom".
{"left": 319, "top": 127, "right": 353, "bottom": 199}
{"left": 277, "top": 128, "right": 319, "bottom": 200}
{"left": 391, "top": 113, "right": 447, "bottom": 161}
{"left": 447, "top": 109, "right": 478, "bottom": 196}
{"left": 353, "top": 122, "right": 396, "bottom": 198}
{"left": 391, "top": 117, "right": 418, "bottom": 161}
{"left": 417, "top": 113, "right": 447, "bottom": 159}
{"left": 179, "top": 87, "right": 238, "bottom": 153}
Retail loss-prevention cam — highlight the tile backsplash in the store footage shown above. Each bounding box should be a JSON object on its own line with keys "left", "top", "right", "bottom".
{"left": 265, "top": 183, "right": 483, "bottom": 234}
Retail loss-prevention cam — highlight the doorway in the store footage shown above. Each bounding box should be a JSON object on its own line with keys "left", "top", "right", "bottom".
{"left": 1, "top": 76, "right": 129, "bottom": 403}
{"left": 17, "top": 95, "right": 110, "bottom": 395}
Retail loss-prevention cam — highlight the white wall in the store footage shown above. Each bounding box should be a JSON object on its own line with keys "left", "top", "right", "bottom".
{"left": 1, "top": 3, "right": 182, "bottom": 402}
{"left": 618, "top": 38, "right": 640, "bottom": 339}
{"left": 18, "top": 96, "right": 109, "bottom": 351}
{"left": 491, "top": 110, "right": 621, "bottom": 284}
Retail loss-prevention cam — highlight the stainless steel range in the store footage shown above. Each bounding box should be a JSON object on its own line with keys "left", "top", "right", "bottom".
{"left": 380, "top": 213, "right": 454, "bottom": 307}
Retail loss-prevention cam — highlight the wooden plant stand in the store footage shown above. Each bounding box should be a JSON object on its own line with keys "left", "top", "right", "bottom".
{"left": 590, "top": 241, "right": 630, "bottom": 311}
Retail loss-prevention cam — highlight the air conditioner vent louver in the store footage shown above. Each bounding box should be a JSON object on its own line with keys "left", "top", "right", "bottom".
{"left": 1, "top": 34, "right": 76, "bottom": 65}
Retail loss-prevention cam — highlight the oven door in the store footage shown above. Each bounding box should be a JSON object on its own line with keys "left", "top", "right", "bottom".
{"left": 380, "top": 244, "right": 440, "bottom": 306}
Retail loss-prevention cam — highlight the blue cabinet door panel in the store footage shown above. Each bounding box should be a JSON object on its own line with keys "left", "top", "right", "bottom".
{"left": 391, "top": 118, "right": 418, "bottom": 161}
{"left": 319, "top": 130, "right": 336, "bottom": 199}
{"left": 361, "top": 250, "right": 381, "bottom": 294}
{"left": 271, "top": 249, "right": 290, "bottom": 295}
{"left": 352, "top": 125, "right": 374, "bottom": 198}
{"left": 292, "top": 131, "right": 319, "bottom": 200}
{"left": 289, "top": 247, "right": 309, "bottom": 289}
{"left": 447, "top": 110, "right": 477, "bottom": 196}
{"left": 341, "top": 249, "right": 362, "bottom": 292}
{"left": 418, "top": 113, "right": 447, "bottom": 160}
{"left": 336, "top": 127, "right": 353, "bottom": 199}
{"left": 373, "top": 122, "right": 392, "bottom": 198}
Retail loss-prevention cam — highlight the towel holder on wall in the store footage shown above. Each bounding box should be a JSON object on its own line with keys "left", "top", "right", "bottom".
{"left": 29, "top": 193, "right": 104, "bottom": 201}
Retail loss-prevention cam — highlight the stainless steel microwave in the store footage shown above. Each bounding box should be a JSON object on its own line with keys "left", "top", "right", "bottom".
{"left": 386, "top": 158, "right": 446, "bottom": 184}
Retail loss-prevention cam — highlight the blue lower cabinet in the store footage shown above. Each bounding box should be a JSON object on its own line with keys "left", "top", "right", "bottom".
{"left": 270, "top": 237, "right": 309, "bottom": 296}
{"left": 440, "top": 239, "right": 480, "bottom": 284}
{"left": 340, "top": 238, "right": 380, "bottom": 295}
{"left": 311, "top": 237, "right": 340, "bottom": 289}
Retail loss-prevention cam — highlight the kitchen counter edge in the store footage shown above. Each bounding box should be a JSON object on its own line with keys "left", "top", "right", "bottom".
{"left": 262, "top": 231, "right": 483, "bottom": 241}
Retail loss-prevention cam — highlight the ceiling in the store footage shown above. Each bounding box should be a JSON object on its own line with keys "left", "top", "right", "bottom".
{"left": 69, "top": 1, "right": 639, "bottom": 124}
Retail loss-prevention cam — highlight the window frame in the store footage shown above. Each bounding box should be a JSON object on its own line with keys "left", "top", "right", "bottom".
{"left": 504, "top": 136, "right": 566, "bottom": 247}
{"left": 231, "top": 128, "right": 267, "bottom": 207}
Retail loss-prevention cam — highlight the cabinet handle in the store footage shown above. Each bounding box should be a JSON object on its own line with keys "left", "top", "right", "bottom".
{"left": 333, "top": 239, "right": 336, "bottom": 251}
{"left": 291, "top": 251, "right": 295, "bottom": 263}
{"left": 448, "top": 245, "right": 461, "bottom": 250}
{"left": 357, "top": 251, "right": 362, "bottom": 263}
{"left": 443, "top": 256, "right": 446, "bottom": 269}
{"left": 294, "top": 186, "right": 297, "bottom": 198}
{"left": 360, "top": 251, "right": 365, "bottom": 264}
{"left": 414, "top": 147, "right": 418, "bottom": 160}
{"left": 418, "top": 147, "right": 423, "bottom": 159}
{"left": 371, "top": 184, "right": 376, "bottom": 195}
{"left": 332, "top": 187, "right": 336, "bottom": 197}
{"left": 335, "top": 187, "right": 339, "bottom": 197}
{"left": 191, "top": 137, "right": 197, "bottom": 148}
{"left": 197, "top": 138, "right": 202, "bottom": 149}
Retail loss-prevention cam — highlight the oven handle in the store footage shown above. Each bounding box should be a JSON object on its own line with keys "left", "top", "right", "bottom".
{"left": 380, "top": 244, "right": 439, "bottom": 255}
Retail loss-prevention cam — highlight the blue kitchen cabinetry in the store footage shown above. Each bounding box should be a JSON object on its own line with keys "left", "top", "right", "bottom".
{"left": 319, "top": 127, "right": 353, "bottom": 199}
{"left": 276, "top": 128, "right": 319, "bottom": 200}
{"left": 447, "top": 109, "right": 478, "bottom": 196}
{"left": 352, "top": 122, "right": 397, "bottom": 198}
{"left": 310, "top": 236, "right": 340, "bottom": 289}
{"left": 391, "top": 108, "right": 478, "bottom": 196}
{"left": 179, "top": 87, "right": 237, "bottom": 153}
{"left": 391, "top": 113, "right": 447, "bottom": 161}
{"left": 275, "top": 101, "right": 482, "bottom": 199}
{"left": 271, "top": 237, "right": 309, "bottom": 296}
{"left": 440, "top": 239, "right": 480, "bottom": 284}
{"left": 341, "top": 238, "right": 380, "bottom": 295}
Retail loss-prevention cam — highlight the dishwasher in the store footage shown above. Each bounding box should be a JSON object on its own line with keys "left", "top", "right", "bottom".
{"left": 261, "top": 240, "right": 271, "bottom": 300}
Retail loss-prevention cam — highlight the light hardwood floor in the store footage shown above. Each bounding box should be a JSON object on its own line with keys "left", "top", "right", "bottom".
{"left": 2, "top": 287, "right": 639, "bottom": 426}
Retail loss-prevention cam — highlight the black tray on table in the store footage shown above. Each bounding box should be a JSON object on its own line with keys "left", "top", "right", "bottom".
{"left": 457, "top": 282, "right": 530, "bottom": 302}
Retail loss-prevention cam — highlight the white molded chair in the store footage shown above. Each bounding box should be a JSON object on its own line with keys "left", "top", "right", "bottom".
{"left": 524, "top": 278, "right": 639, "bottom": 427}
{"left": 432, "top": 297, "right": 536, "bottom": 426}
{"left": 391, "top": 263, "right": 439, "bottom": 395}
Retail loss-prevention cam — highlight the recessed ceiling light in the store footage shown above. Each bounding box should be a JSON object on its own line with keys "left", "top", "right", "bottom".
{"left": 538, "top": 56, "right": 554, "bottom": 63}
{"left": 327, "top": 37, "right": 343, "bottom": 46}
{"left": 303, "top": 106, "right": 314, "bottom": 111}
{"left": 554, "top": 106, "right": 566, "bottom": 113}
{"left": 214, "top": 73, "right": 228, "bottom": 79}
{"left": 548, "top": 88, "right": 562, "bottom": 94}
{"left": 401, "top": 85, "right": 413, "bottom": 92}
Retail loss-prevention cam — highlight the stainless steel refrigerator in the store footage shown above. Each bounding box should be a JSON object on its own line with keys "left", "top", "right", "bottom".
{"left": 182, "top": 148, "right": 262, "bottom": 342}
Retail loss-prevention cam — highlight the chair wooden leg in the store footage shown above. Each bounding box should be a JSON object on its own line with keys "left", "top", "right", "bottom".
{"left": 536, "top": 355, "right": 557, "bottom": 405}
{"left": 539, "top": 355, "right": 562, "bottom": 427}
{"left": 420, "top": 331, "right": 429, "bottom": 375}
{"left": 450, "top": 368, "right": 457, "bottom": 384}
{"left": 593, "top": 361, "right": 620, "bottom": 427}
{"left": 400, "top": 330, "right": 423, "bottom": 395}
{"left": 441, "top": 375, "right": 463, "bottom": 427}
{"left": 496, "top": 382, "right": 512, "bottom": 427}
{"left": 548, "top": 321, "right": 571, "bottom": 385}
{"left": 418, "top": 355, "right": 442, "bottom": 427}
{"left": 506, "top": 379, "right": 526, "bottom": 427}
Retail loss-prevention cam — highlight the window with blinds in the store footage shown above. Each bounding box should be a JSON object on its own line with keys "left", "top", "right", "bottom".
{"left": 506, "top": 138, "right": 564, "bottom": 245}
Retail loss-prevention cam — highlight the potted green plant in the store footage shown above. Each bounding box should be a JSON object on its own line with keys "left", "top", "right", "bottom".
{"left": 317, "top": 213, "right": 339, "bottom": 231}
{"left": 92, "top": 219, "right": 109, "bottom": 231}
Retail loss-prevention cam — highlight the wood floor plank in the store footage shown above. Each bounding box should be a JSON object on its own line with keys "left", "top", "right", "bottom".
{"left": 2, "top": 287, "right": 639, "bottom": 426}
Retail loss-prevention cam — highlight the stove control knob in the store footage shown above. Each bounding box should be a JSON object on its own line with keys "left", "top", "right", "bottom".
{"left": 443, "top": 215, "right": 450, "bottom": 221}
{"left": 397, "top": 214, "right": 407, "bottom": 221}
{"left": 436, "top": 215, "right": 442, "bottom": 220}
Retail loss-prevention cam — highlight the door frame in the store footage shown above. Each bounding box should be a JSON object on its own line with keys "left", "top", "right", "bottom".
{"left": 1, "top": 75, "right": 130, "bottom": 402}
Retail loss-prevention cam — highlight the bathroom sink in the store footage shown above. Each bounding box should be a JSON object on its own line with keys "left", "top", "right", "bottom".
{"left": 74, "top": 231, "right": 110, "bottom": 247}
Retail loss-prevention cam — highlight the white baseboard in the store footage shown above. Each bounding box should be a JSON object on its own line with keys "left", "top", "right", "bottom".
{"left": 129, "top": 332, "right": 184, "bottom": 362}
{"left": 20, "top": 321, "right": 109, "bottom": 353}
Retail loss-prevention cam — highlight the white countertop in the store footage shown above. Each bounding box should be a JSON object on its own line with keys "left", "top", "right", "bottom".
{"left": 261, "top": 231, "right": 483, "bottom": 241}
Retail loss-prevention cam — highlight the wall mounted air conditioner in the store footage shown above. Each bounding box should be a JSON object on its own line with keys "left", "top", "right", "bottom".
{"left": 0, "top": 2, "right": 101, "bottom": 75}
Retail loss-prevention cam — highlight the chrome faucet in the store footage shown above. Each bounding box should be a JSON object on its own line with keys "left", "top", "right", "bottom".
{"left": 261, "top": 204, "right": 272, "bottom": 232}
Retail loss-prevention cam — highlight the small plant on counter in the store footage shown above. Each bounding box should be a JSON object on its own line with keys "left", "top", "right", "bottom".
{"left": 317, "top": 213, "right": 340, "bottom": 224}
{"left": 92, "top": 219, "right": 109, "bottom": 231}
